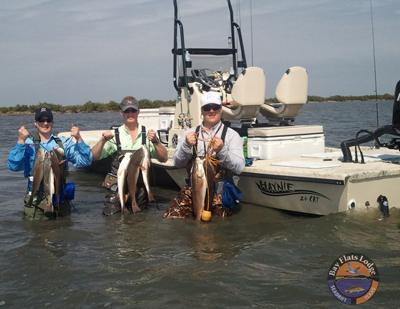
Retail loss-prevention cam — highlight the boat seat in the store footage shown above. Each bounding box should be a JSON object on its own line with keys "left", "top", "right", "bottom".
{"left": 260, "top": 66, "right": 308, "bottom": 125}
{"left": 222, "top": 66, "right": 266, "bottom": 120}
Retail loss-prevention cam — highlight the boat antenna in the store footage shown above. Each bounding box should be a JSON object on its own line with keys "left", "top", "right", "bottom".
{"left": 250, "top": 0, "right": 254, "bottom": 66}
{"left": 236, "top": 0, "right": 241, "bottom": 54}
{"left": 370, "top": 0, "right": 379, "bottom": 127}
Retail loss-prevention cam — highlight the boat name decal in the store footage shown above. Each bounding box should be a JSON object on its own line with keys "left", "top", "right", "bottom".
{"left": 255, "top": 180, "right": 330, "bottom": 200}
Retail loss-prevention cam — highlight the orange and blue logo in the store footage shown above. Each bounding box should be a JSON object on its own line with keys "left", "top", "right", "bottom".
{"left": 327, "top": 253, "right": 379, "bottom": 305}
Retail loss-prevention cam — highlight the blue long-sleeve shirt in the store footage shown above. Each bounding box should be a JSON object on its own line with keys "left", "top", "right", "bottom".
{"left": 8, "top": 134, "right": 93, "bottom": 178}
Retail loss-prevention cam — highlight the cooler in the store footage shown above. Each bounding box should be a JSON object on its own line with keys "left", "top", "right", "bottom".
{"left": 247, "top": 125, "right": 325, "bottom": 159}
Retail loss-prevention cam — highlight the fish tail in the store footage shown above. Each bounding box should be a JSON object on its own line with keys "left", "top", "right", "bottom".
{"left": 131, "top": 202, "right": 141, "bottom": 213}
{"left": 44, "top": 202, "right": 53, "bottom": 214}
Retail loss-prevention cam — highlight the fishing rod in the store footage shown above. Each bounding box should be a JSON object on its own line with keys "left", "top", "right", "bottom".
{"left": 370, "top": 0, "right": 379, "bottom": 127}
{"left": 250, "top": 0, "right": 254, "bottom": 67}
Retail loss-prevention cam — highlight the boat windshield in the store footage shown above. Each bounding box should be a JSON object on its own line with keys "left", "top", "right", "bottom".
{"left": 179, "top": 54, "right": 233, "bottom": 77}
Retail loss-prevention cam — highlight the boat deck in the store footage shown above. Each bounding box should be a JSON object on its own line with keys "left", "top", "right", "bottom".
{"left": 246, "top": 148, "right": 400, "bottom": 182}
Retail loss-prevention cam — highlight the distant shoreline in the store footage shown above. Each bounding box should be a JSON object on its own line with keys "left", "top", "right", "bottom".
{"left": 0, "top": 97, "right": 394, "bottom": 117}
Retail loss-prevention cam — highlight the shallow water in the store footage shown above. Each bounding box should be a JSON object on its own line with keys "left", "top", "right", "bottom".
{"left": 1, "top": 101, "right": 399, "bottom": 308}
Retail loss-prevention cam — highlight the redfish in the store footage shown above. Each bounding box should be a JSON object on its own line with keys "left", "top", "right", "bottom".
{"left": 27, "top": 148, "right": 45, "bottom": 206}
{"left": 191, "top": 157, "right": 207, "bottom": 220}
{"left": 140, "top": 145, "right": 155, "bottom": 202}
{"left": 43, "top": 151, "right": 55, "bottom": 216}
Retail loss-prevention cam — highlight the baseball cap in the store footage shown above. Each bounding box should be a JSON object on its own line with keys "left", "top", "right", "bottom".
{"left": 120, "top": 96, "right": 139, "bottom": 111}
{"left": 201, "top": 92, "right": 222, "bottom": 107}
{"left": 35, "top": 107, "right": 53, "bottom": 121}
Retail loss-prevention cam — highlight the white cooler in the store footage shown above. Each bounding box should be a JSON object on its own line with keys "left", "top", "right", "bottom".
{"left": 247, "top": 125, "right": 325, "bottom": 159}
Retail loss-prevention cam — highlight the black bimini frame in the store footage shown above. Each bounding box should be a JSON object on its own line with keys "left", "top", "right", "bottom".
{"left": 172, "top": 0, "right": 247, "bottom": 95}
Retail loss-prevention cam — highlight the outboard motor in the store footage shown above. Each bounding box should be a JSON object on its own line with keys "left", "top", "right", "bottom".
{"left": 340, "top": 80, "right": 400, "bottom": 162}
{"left": 392, "top": 80, "right": 400, "bottom": 128}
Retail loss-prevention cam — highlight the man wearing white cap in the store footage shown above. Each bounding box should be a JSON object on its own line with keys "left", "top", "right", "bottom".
{"left": 165, "top": 91, "right": 245, "bottom": 218}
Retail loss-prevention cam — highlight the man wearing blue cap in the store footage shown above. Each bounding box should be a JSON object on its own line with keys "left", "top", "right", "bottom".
{"left": 8, "top": 107, "right": 93, "bottom": 220}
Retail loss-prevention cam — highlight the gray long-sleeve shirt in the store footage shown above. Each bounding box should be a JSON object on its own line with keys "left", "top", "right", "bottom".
{"left": 172, "top": 122, "right": 245, "bottom": 175}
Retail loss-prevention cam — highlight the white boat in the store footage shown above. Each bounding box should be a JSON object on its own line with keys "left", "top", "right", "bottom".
{"left": 63, "top": 0, "right": 400, "bottom": 216}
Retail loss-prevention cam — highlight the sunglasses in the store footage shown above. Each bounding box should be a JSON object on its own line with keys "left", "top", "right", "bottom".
{"left": 36, "top": 118, "right": 53, "bottom": 123}
{"left": 202, "top": 104, "right": 221, "bottom": 112}
{"left": 123, "top": 108, "right": 138, "bottom": 114}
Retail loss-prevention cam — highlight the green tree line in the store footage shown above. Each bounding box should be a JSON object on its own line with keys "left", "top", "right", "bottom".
{"left": 0, "top": 94, "right": 394, "bottom": 115}
{"left": 0, "top": 99, "right": 176, "bottom": 115}
{"left": 265, "top": 93, "right": 394, "bottom": 103}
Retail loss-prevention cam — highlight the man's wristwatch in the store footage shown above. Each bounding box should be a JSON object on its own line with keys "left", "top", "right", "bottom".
{"left": 152, "top": 137, "right": 160, "bottom": 144}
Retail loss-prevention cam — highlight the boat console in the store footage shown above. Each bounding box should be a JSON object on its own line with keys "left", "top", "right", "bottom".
{"left": 168, "top": 0, "right": 310, "bottom": 150}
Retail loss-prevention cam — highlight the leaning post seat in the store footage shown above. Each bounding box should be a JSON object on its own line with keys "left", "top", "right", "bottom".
{"left": 222, "top": 66, "right": 266, "bottom": 120}
{"left": 260, "top": 66, "right": 308, "bottom": 125}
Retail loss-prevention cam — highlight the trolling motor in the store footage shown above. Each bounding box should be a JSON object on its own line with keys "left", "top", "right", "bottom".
{"left": 341, "top": 80, "right": 400, "bottom": 162}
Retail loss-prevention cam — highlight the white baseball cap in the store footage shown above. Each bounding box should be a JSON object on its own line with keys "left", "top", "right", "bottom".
{"left": 201, "top": 92, "right": 222, "bottom": 107}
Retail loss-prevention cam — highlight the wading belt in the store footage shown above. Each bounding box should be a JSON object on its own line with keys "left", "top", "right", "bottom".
{"left": 114, "top": 125, "right": 147, "bottom": 150}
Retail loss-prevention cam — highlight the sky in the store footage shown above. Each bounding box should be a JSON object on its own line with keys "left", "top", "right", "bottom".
{"left": 1, "top": 0, "right": 399, "bottom": 108}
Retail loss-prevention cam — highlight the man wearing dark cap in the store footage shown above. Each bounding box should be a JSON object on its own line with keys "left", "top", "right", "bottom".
{"left": 91, "top": 96, "right": 168, "bottom": 215}
{"left": 8, "top": 107, "right": 93, "bottom": 220}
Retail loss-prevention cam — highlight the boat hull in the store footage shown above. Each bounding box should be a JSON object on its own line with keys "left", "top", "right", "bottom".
{"left": 153, "top": 148, "right": 400, "bottom": 215}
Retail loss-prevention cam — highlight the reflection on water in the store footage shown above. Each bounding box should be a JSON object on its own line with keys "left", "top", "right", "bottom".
{"left": 1, "top": 102, "right": 400, "bottom": 307}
